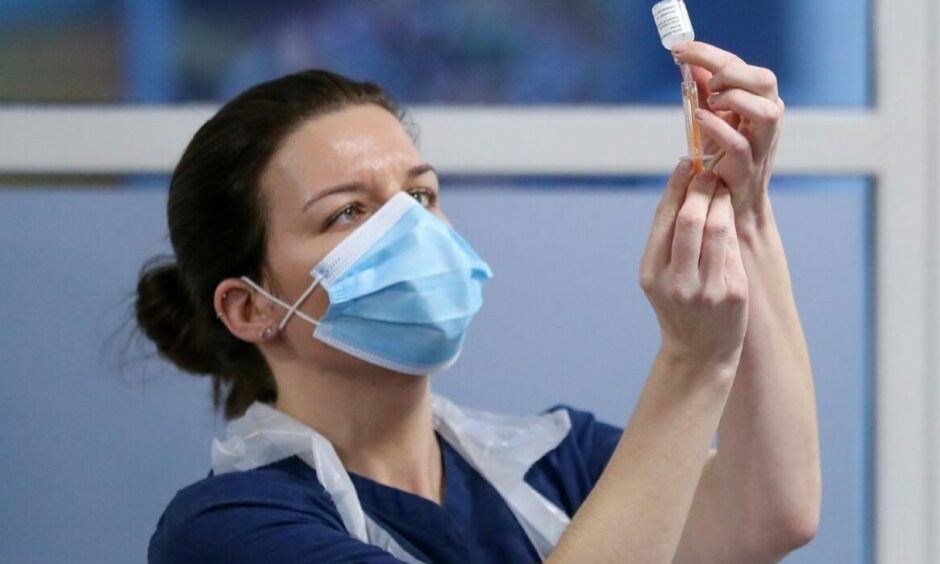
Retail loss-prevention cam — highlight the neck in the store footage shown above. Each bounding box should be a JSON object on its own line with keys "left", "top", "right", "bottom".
{"left": 273, "top": 362, "right": 443, "bottom": 504}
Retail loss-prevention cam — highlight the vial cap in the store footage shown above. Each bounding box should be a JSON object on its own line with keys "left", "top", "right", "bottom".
{"left": 652, "top": 0, "right": 695, "bottom": 50}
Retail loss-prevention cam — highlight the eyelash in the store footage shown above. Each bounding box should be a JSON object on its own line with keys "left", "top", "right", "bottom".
{"left": 324, "top": 203, "right": 365, "bottom": 229}
{"left": 323, "top": 189, "right": 437, "bottom": 230}
{"left": 409, "top": 188, "right": 437, "bottom": 207}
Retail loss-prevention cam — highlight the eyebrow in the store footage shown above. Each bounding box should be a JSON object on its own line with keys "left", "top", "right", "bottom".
{"left": 301, "top": 163, "right": 438, "bottom": 213}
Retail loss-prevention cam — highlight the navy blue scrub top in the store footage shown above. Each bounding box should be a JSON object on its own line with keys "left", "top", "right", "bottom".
{"left": 148, "top": 406, "right": 622, "bottom": 563}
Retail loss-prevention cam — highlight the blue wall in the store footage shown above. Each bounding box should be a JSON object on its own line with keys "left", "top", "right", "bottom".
{"left": 0, "top": 178, "right": 870, "bottom": 563}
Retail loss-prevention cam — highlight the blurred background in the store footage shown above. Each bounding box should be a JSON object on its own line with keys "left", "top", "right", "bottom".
{"left": 0, "top": 1, "right": 881, "bottom": 563}
{"left": 0, "top": 0, "right": 867, "bottom": 105}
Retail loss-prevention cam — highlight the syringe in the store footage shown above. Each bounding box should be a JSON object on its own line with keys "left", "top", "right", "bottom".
{"left": 652, "top": 0, "right": 715, "bottom": 173}
{"left": 679, "top": 62, "right": 707, "bottom": 172}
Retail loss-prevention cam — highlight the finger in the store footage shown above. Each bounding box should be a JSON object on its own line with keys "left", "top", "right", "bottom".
{"left": 709, "top": 64, "right": 779, "bottom": 100}
{"left": 671, "top": 171, "right": 719, "bottom": 278}
{"left": 642, "top": 160, "right": 696, "bottom": 276}
{"left": 706, "top": 91, "right": 782, "bottom": 157}
{"left": 688, "top": 65, "right": 744, "bottom": 155}
{"left": 724, "top": 202, "right": 748, "bottom": 296}
{"left": 694, "top": 109, "right": 754, "bottom": 164}
{"left": 690, "top": 65, "right": 715, "bottom": 102}
{"left": 706, "top": 89, "right": 783, "bottom": 126}
{"left": 700, "top": 109, "right": 740, "bottom": 156}
{"left": 672, "top": 41, "right": 745, "bottom": 77}
{"left": 701, "top": 187, "right": 732, "bottom": 291}
{"left": 689, "top": 68, "right": 746, "bottom": 125}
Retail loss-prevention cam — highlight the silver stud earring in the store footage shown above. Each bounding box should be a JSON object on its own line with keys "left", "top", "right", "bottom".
{"left": 217, "top": 293, "right": 229, "bottom": 320}
{"left": 260, "top": 326, "right": 277, "bottom": 339}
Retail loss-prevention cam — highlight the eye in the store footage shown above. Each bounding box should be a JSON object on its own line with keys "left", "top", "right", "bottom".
{"left": 326, "top": 203, "right": 365, "bottom": 229}
{"left": 408, "top": 188, "right": 436, "bottom": 208}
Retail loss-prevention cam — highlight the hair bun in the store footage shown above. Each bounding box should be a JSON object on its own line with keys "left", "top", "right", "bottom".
{"left": 136, "top": 256, "right": 218, "bottom": 375}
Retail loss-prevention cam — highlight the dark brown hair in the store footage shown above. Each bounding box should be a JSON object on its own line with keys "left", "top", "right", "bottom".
{"left": 135, "top": 70, "right": 400, "bottom": 419}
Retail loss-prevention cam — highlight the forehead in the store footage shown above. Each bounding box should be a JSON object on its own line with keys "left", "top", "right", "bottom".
{"left": 265, "top": 104, "right": 421, "bottom": 189}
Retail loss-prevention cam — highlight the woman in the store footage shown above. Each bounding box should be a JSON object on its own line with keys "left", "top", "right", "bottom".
{"left": 140, "top": 41, "right": 820, "bottom": 563}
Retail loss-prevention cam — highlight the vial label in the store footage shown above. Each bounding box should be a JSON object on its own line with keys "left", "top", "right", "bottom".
{"left": 652, "top": 0, "right": 694, "bottom": 49}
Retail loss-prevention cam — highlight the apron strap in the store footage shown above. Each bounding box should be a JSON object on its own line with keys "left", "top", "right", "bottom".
{"left": 432, "top": 395, "right": 573, "bottom": 560}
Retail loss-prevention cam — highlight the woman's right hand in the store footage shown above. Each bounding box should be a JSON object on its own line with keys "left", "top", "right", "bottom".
{"left": 549, "top": 163, "right": 750, "bottom": 564}
{"left": 640, "top": 161, "right": 749, "bottom": 372}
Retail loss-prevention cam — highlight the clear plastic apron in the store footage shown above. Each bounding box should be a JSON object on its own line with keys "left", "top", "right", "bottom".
{"left": 211, "top": 395, "right": 573, "bottom": 562}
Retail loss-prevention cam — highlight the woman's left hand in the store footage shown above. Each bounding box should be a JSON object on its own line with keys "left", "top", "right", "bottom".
{"left": 672, "top": 41, "right": 784, "bottom": 233}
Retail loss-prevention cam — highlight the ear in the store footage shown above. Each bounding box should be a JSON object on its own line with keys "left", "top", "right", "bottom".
{"left": 214, "top": 278, "right": 282, "bottom": 344}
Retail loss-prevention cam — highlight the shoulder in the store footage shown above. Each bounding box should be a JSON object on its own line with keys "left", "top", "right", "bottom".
{"left": 524, "top": 405, "right": 623, "bottom": 514}
{"left": 544, "top": 404, "right": 622, "bottom": 478}
{"left": 157, "top": 455, "right": 344, "bottom": 525}
{"left": 148, "top": 456, "right": 355, "bottom": 563}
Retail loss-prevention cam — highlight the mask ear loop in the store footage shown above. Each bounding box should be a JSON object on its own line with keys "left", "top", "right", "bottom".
{"left": 277, "top": 277, "right": 322, "bottom": 330}
{"left": 239, "top": 276, "right": 322, "bottom": 330}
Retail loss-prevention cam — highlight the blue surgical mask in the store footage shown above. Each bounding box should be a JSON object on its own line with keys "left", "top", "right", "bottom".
{"left": 242, "top": 192, "right": 493, "bottom": 375}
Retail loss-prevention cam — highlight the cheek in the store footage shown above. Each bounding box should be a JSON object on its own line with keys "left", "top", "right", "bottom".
{"left": 279, "top": 259, "right": 331, "bottom": 319}
{"left": 268, "top": 259, "right": 330, "bottom": 327}
{"left": 304, "top": 286, "right": 331, "bottom": 319}
{"left": 264, "top": 241, "right": 329, "bottom": 308}
{"left": 266, "top": 236, "right": 344, "bottom": 320}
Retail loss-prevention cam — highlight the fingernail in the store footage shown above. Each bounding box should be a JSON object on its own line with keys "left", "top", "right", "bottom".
{"left": 671, "top": 42, "right": 688, "bottom": 56}
{"left": 707, "top": 93, "right": 719, "bottom": 105}
{"left": 708, "top": 78, "right": 718, "bottom": 91}
{"left": 677, "top": 160, "right": 693, "bottom": 174}
{"left": 694, "top": 109, "right": 707, "bottom": 122}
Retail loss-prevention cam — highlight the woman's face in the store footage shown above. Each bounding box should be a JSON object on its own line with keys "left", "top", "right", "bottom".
{"left": 256, "top": 104, "right": 445, "bottom": 372}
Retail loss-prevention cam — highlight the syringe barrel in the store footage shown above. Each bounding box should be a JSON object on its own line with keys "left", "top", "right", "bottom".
{"left": 680, "top": 62, "right": 694, "bottom": 84}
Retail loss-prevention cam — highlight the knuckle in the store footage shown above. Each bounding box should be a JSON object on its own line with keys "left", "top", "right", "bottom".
{"left": 705, "top": 222, "right": 730, "bottom": 241}
{"left": 668, "top": 283, "right": 695, "bottom": 304}
{"left": 639, "top": 271, "right": 656, "bottom": 292}
{"left": 726, "top": 283, "right": 749, "bottom": 304}
{"left": 762, "top": 103, "right": 782, "bottom": 122}
{"left": 757, "top": 67, "right": 778, "bottom": 90}
{"left": 677, "top": 212, "right": 705, "bottom": 233}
